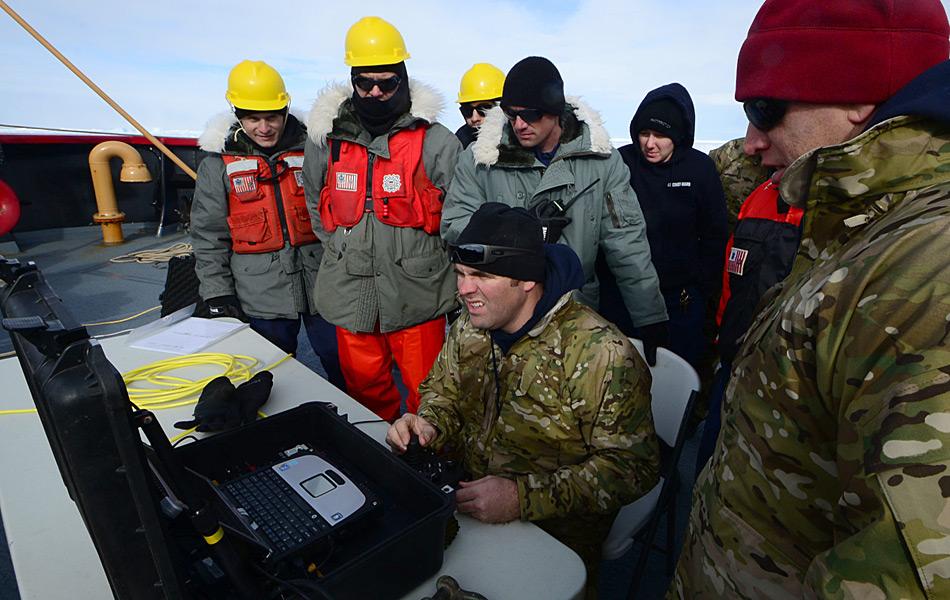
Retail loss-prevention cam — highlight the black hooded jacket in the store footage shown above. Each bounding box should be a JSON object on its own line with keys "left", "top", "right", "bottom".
{"left": 618, "top": 83, "right": 728, "bottom": 300}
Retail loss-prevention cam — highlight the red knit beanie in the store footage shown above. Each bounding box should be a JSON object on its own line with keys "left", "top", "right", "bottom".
{"left": 736, "top": 0, "right": 949, "bottom": 103}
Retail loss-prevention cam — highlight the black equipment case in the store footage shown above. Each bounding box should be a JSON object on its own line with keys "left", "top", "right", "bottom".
{"left": 1, "top": 258, "right": 453, "bottom": 600}
{"left": 174, "top": 402, "right": 455, "bottom": 599}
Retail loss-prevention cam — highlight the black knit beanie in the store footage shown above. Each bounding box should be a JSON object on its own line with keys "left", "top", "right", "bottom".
{"left": 501, "top": 56, "right": 565, "bottom": 116}
{"left": 632, "top": 98, "right": 686, "bottom": 145}
{"left": 454, "top": 203, "right": 546, "bottom": 283}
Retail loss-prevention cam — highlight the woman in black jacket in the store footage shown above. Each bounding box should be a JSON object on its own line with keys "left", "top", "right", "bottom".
{"left": 601, "top": 83, "right": 728, "bottom": 370}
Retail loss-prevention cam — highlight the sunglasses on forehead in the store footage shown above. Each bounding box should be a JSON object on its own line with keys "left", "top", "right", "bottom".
{"left": 502, "top": 106, "right": 546, "bottom": 124}
{"left": 743, "top": 98, "right": 789, "bottom": 132}
{"left": 459, "top": 102, "right": 498, "bottom": 119}
{"left": 450, "top": 243, "right": 535, "bottom": 266}
{"left": 351, "top": 74, "right": 402, "bottom": 94}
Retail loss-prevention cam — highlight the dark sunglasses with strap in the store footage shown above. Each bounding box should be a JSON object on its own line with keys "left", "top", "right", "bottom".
{"left": 459, "top": 102, "right": 498, "bottom": 119}
{"left": 352, "top": 74, "right": 402, "bottom": 94}
{"left": 743, "top": 98, "right": 789, "bottom": 132}
{"left": 450, "top": 243, "right": 536, "bottom": 266}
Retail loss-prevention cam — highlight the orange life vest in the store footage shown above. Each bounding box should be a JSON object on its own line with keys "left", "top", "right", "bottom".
{"left": 716, "top": 180, "right": 805, "bottom": 362}
{"left": 222, "top": 151, "right": 317, "bottom": 254}
{"left": 318, "top": 126, "right": 443, "bottom": 234}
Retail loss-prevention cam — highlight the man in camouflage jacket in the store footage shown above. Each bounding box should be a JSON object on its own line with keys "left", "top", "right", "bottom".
{"left": 388, "top": 204, "right": 658, "bottom": 596}
{"left": 673, "top": 1, "right": 950, "bottom": 598}
{"left": 709, "top": 137, "right": 771, "bottom": 230}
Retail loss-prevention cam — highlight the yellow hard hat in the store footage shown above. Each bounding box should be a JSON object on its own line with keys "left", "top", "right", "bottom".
{"left": 225, "top": 60, "right": 290, "bottom": 112}
{"left": 457, "top": 63, "right": 506, "bottom": 103}
{"left": 344, "top": 16, "right": 410, "bottom": 67}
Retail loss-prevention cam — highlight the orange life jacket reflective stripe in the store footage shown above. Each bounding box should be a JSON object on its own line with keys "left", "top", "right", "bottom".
{"left": 318, "top": 126, "right": 443, "bottom": 234}
{"left": 222, "top": 151, "right": 317, "bottom": 254}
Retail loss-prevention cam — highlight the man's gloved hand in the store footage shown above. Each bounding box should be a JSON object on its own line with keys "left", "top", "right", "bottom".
{"left": 235, "top": 371, "right": 273, "bottom": 426}
{"left": 193, "top": 295, "right": 249, "bottom": 322}
{"left": 639, "top": 321, "right": 670, "bottom": 367}
{"left": 173, "top": 376, "right": 239, "bottom": 432}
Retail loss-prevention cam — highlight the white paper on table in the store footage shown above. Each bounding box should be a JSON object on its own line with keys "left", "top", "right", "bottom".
{"left": 128, "top": 316, "right": 247, "bottom": 355}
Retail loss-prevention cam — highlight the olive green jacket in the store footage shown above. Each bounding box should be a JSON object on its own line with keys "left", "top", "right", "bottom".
{"left": 302, "top": 82, "right": 461, "bottom": 333}
{"left": 191, "top": 112, "right": 322, "bottom": 319}
{"left": 441, "top": 100, "right": 668, "bottom": 328}
{"left": 674, "top": 115, "right": 950, "bottom": 598}
{"left": 418, "top": 292, "right": 659, "bottom": 557}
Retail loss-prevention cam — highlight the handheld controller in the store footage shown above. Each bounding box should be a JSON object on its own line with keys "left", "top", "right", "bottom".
{"left": 401, "top": 434, "right": 466, "bottom": 495}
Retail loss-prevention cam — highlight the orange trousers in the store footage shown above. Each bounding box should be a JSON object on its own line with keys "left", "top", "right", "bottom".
{"left": 336, "top": 317, "right": 446, "bottom": 421}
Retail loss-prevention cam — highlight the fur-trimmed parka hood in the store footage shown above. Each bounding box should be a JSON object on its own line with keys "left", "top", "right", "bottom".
{"left": 470, "top": 96, "right": 613, "bottom": 167}
{"left": 306, "top": 80, "right": 445, "bottom": 147}
{"left": 198, "top": 108, "right": 308, "bottom": 153}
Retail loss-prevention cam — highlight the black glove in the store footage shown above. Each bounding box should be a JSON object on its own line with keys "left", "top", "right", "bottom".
{"left": 235, "top": 371, "right": 273, "bottom": 425}
{"left": 193, "top": 295, "right": 249, "bottom": 322}
{"left": 174, "top": 376, "right": 240, "bottom": 432}
{"left": 639, "top": 321, "right": 670, "bottom": 367}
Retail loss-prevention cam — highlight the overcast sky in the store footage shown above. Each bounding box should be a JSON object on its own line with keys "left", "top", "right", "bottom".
{"left": 2, "top": 0, "right": 949, "bottom": 148}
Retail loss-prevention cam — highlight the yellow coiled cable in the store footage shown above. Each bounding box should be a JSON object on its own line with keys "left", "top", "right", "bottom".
{"left": 124, "top": 352, "right": 260, "bottom": 410}
{"left": 0, "top": 352, "right": 294, "bottom": 428}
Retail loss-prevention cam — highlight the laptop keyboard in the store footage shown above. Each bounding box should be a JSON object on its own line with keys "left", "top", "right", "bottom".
{"left": 224, "top": 467, "right": 331, "bottom": 554}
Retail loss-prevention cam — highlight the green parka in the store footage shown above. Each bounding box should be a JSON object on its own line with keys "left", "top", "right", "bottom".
{"left": 191, "top": 112, "right": 322, "bottom": 319}
{"left": 441, "top": 100, "right": 667, "bottom": 328}
{"left": 674, "top": 114, "right": 950, "bottom": 598}
{"left": 302, "top": 82, "right": 460, "bottom": 333}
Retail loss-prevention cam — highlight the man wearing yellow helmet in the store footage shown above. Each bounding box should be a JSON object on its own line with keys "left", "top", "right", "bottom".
{"left": 191, "top": 60, "right": 345, "bottom": 390}
{"left": 303, "top": 17, "right": 461, "bottom": 422}
{"left": 455, "top": 63, "right": 505, "bottom": 148}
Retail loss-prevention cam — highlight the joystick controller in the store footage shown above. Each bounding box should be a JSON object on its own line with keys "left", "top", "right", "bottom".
{"left": 400, "top": 434, "right": 466, "bottom": 494}
{"left": 403, "top": 434, "right": 425, "bottom": 469}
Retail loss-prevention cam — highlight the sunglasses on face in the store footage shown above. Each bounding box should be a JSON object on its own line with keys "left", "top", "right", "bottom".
{"left": 450, "top": 243, "right": 535, "bottom": 266}
{"left": 502, "top": 106, "right": 546, "bottom": 124}
{"left": 459, "top": 103, "right": 497, "bottom": 119}
{"left": 351, "top": 74, "right": 402, "bottom": 94}
{"left": 743, "top": 98, "right": 789, "bottom": 132}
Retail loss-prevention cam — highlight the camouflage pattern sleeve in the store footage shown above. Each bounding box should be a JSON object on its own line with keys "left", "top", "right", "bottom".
{"left": 709, "top": 138, "right": 771, "bottom": 230}
{"left": 673, "top": 114, "right": 950, "bottom": 600}
{"left": 515, "top": 330, "right": 659, "bottom": 521}
{"left": 805, "top": 370, "right": 950, "bottom": 597}
{"left": 416, "top": 321, "right": 465, "bottom": 445}
{"left": 803, "top": 230, "right": 950, "bottom": 597}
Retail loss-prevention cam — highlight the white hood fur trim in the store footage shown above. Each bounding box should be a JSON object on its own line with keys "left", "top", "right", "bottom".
{"left": 306, "top": 80, "right": 445, "bottom": 147}
{"left": 471, "top": 105, "right": 506, "bottom": 166}
{"left": 198, "top": 107, "right": 309, "bottom": 153}
{"left": 471, "top": 95, "right": 612, "bottom": 166}
{"left": 569, "top": 95, "right": 612, "bottom": 154}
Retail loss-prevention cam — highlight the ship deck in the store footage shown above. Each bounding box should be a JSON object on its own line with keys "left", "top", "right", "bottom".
{"left": 0, "top": 224, "right": 702, "bottom": 600}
